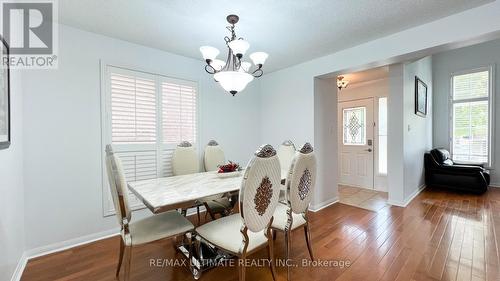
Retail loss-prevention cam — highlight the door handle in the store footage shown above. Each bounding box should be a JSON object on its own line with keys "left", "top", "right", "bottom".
{"left": 365, "top": 148, "right": 372, "bottom": 152}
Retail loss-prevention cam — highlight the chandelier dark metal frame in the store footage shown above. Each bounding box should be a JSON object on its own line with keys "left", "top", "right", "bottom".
{"left": 204, "top": 15, "right": 263, "bottom": 78}
{"left": 200, "top": 14, "right": 268, "bottom": 96}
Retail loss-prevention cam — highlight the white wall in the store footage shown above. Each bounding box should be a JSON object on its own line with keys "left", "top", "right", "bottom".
{"left": 403, "top": 57, "right": 433, "bottom": 201}
{"left": 387, "top": 65, "right": 405, "bottom": 204}
{"left": 0, "top": 69, "right": 25, "bottom": 281}
{"left": 313, "top": 78, "right": 338, "bottom": 210}
{"left": 259, "top": 0, "right": 500, "bottom": 207}
{"left": 22, "top": 24, "right": 262, "bottom": 251}
{"left": 0, "top": 14, "right": 25, "bottom": 281}
{"left": 433, "top": 38, "right": 500, "bottom": 185}
{"left": 337, "top": 78, "right": 389, "bottom": 102}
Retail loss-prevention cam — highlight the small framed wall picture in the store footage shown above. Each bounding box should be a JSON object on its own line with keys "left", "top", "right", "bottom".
{"left": 415, "top": 76, "right": 427, "bottom": 117}
{"left": 0, "top": 36, "right": 10, "bottom": 149}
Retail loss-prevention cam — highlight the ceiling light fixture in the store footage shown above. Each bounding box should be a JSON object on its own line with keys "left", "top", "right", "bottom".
{"left": 200, "top": 14, "right": 268, "bottom": 96}
{"left": 337, "top": 76, "right": 349, "bottom": 90}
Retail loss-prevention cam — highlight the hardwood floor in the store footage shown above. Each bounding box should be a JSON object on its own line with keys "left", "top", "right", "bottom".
{"left": 21, "top": 187, "right": 500, "bottom": 281}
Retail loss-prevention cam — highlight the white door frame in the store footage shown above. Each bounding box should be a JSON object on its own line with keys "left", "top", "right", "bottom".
{"left": 338, "top": 98, "right": 375, "bottom": 190}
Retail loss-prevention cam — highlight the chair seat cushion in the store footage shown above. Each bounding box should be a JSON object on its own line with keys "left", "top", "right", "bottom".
{"left": 205, "top": 198, "right": 232, "bottom": 214}
{"left": 129, "top": 210, "right": 194, "bottom": 246}
{"left": 195, "top": 214, "right": 268, "bottom": 254}
{"left": 271, "top": 203, "right": 306, "bottom": 231}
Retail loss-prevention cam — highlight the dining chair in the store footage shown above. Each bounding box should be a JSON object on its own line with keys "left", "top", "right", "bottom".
{"left": 271, "top": 143, "right": 317, "bottom": 281}
{"left": 195, "top": 144, "right": 281, "bottom": 281}
{"left": 204, "top": 140, "right": 225, "bottom": 171}
{"left": 172, "top": 141, "right": 202, "bottom": 219}
{"left": 277, "top": 140, "right": 296, "bottom": 201}
{"left": 105, "top": 145, "right": 195, "bottom": 281}
{"left": 277, "top": 140, "right": 296, "bottom": 172}
{"left": 202, "top": 140, "right": 233, "bottom": 220}
{"left": 172, "top": 141, "right": 199, "bottom": 176}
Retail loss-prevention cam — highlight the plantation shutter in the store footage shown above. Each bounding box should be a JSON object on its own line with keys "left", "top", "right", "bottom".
{"left": 162, "top": 79, "right": 197, "bottom": 144}
{"left": 103, "top": 66, "right": 198, "bottom": 215}
{"left": 110, "top": 72, "right": 157, "bottom": 143}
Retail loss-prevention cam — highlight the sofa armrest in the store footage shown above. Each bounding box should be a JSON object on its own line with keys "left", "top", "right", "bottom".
{"left": 452, "top": 160, "right": 485, "bottom": 168}
{"left": 434, "top": 165, "right": 484, "bottom": 175}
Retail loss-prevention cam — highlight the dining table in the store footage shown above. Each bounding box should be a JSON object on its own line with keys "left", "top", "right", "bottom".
{"left": 128, "top": 169, "right": 288, "bottom": 277}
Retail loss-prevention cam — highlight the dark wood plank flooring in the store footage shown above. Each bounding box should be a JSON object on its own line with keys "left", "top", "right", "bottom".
{"left": 21, "top": 187, "right": 500, "bottom": 281}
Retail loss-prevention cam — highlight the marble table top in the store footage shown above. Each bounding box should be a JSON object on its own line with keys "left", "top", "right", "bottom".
{"left": 129, "top": 169, "right": 289, "bottom": 214}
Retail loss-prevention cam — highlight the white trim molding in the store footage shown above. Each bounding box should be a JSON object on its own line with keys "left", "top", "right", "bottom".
{"left": 388, "top": 185, "right": 426, "bottom": 207}
{"left": 25, "top": 228, "right": 120, "bottom": 260}
{"left": 10, "top": 228, "right": 119, "bottom": 281}
{"left": 448, "top": 65, "right": 495, "bottom": 168}
{"left": 309, "top": 196, "right": 339, "bottom": 212}
{"left": 10, "top": 253, "right": 28, "bottom": 281}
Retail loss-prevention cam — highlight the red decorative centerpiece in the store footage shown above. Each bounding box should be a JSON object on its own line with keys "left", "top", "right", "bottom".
{"left": 217, "top": 161, "right": 241, "bottom": 173}
{"left": 216, "top": 161, "right": 242, "bottom": 178}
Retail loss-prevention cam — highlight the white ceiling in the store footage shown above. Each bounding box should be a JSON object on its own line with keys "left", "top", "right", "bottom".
{"left": 58, "top": 0, "right": 492, "bottom": 72}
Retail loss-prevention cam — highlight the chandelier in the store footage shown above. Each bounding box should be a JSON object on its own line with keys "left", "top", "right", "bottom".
{"left": 200, "top": 14, "right": 268, "bottom": 96}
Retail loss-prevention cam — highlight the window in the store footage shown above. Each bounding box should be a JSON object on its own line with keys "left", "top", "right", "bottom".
{"left": 343, "top": 107, "right": 366, "bottom": 145}
{"left": 378, "top": 97, "right": 388, "bottom": 174}
{"left": 451, "top": 67, "right": 493, "bottom": 165}
{"left": 102, "top": 65, "right": 197, "bottom": 214}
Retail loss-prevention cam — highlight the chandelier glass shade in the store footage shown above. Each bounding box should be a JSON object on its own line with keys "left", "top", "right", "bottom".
{"left": 200, "top": 14, "right": 268, "bottom": 96}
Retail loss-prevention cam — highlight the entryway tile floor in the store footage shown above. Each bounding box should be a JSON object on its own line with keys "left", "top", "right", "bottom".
{"left": 339, "top": 185, "right": 388, "bottom": 212}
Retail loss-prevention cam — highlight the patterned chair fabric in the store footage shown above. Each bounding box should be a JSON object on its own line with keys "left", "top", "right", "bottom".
{"left": 240, "top": 144, "right": 281, "bottom": 233}
{"left": 286, "top": 143, "right": 317, "bottom": 214}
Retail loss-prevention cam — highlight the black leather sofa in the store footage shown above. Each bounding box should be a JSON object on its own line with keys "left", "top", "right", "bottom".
{"left": 424, "top": 148, "right": 490, "bottom": 194}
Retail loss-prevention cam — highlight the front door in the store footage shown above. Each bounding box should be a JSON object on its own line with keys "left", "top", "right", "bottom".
{"left": 338, "top": 98, "right": 374, "bottom": 189}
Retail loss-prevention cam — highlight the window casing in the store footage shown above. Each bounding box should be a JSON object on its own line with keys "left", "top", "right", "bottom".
{"left": 450, "top": 66, "right": 494, "bottom": 167}
{"left": 378, "top": 97, "right": 388, "bottom": 175}
{"left": 101, "top": 65, "right": 198, "bottom": 215}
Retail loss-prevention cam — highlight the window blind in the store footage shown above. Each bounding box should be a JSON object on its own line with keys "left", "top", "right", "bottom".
{"left": 451, "top": 69, "right": 490, "bottom": 164}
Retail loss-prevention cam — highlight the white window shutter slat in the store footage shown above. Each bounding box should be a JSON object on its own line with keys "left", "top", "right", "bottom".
{"left": 162, "top": 81, "right": 197, "bottom": 144}
{"left": 104, "top": 66, "right": 197, "bottom": 216}
{"left": 110, "top": 72, "right": 157, "bottom": 144}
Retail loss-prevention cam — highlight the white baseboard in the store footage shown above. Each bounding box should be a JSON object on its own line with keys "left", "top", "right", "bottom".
{"left": 10, "top": 252, "right": 28, "bottom": 281}
{"left": 25, "top": 228, "right": 120, "bottom": 260}
{"left": 309, "top": 196, "right": 339, "bottom": 212}
{"left": 489, "top": 183, "right": 500, "bottom": 188}
{"left": 388, "top": 185, "right": 426, "bottom": 207}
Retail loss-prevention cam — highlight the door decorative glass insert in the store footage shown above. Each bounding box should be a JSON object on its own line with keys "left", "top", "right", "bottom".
{"left": 343, "top": 107, "right": 366, "bottom": 145}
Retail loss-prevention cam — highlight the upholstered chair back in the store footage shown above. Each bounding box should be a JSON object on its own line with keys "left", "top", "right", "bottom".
{"left": 172, "top": 141, "right": 199, "bottom": 176}
{"left": 277, "top": 140, "right": 296, "bottom": 171}
{"left": 105, "top": 145, "right": 132, "bottom": 227}
{"left": 286, "top": 143, "right": 317, "bottom": 214}
{"left": 239, "top": 144, "right": 281, "bottom": 233}
{"left": 204, "top": 140, "right": 225, "bottom": 171}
